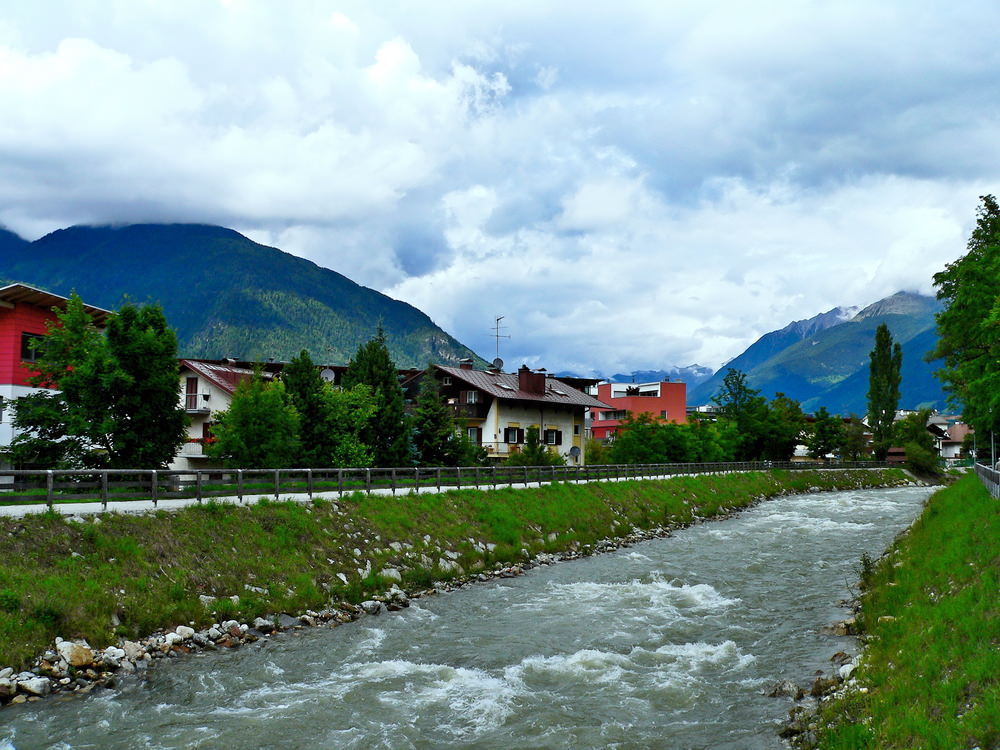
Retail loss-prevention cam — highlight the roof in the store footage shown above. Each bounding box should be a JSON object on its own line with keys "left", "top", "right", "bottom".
{"left": 0, "top": 283, "right": 113, "bottom": 326}
{"left": 436, "top": 365, "right": 611, "bottom": 409}
{"left": 179, "top": 359, "right": 278, "bottom": 395}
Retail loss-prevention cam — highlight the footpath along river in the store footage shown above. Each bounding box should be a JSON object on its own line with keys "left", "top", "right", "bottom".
{"left": 0, "top": 484, "right": 932, "bottom": 749}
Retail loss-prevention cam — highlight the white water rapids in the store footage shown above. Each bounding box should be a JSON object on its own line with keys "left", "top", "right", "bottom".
{"left": 0, "top": 485, "right": 932, "bottom": 749}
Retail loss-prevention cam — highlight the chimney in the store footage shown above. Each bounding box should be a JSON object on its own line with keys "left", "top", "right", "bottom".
{"left": 459, "top": 358, "right": 474, "bottom": 370}
{"left": 518, "top": 364, "right": 546, "bottom": 394}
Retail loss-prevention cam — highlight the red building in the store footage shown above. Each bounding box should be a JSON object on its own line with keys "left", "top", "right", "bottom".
{"left": 0, "top": 284, "right": 112, "bottom": 461}
{"left": 589, "top": 380, "right": 687, "bottom": 441}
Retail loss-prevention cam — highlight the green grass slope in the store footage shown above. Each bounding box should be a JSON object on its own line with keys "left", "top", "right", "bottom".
{"left": 0, "top": 224, "right": 483, "bottom": 367}
{"left": 809, "top": 472, "right": 999, "bottom": 749}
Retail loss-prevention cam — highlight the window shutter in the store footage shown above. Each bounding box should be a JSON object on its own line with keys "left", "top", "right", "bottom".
{"left": 517, "top": 428, "right": 524, "bottom": 444}
{"left": 555, "top": 430, "right": 563, "bottom": 446}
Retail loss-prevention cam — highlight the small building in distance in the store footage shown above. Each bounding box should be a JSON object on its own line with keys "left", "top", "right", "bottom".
{"left": 589, "top": 380, "right": 687, "bottom": 441}
{"left": 0, "top": 284, "right": 112, "bottom": 466}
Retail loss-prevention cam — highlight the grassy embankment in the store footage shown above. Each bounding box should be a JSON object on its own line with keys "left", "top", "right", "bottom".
{"left": 0, "top": 468, "right": 907, "bottom": 670}
{"left": 811, "top": 472, "right": 999, "bottom": 750}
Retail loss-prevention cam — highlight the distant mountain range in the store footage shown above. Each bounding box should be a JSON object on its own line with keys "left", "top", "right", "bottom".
{"left": 0, "top": 223, "right": 483, "bottom": 368}
{"left": 687, "top": 291, "right": 949, "bottom": 414}
{"left": 555, "top": 365, "right": 715, "bottom": 388}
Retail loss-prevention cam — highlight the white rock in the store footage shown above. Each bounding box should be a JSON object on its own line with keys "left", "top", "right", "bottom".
{"left": 360, "top": 600, "right": 383, "bottom": 615}
{"left": 336, "top": 572, "right": 349, "bottom": 585}
{"left": 380, "top": 568, "right": 402, "bottom": 582}
{"left": 839, "top": 663, "right": 856, "bottom": 680}
{"left": 0, "top": 667, "right": 13, "bottom": 679}
{"left": 18, "top": 677, "right": 50, "bottom": 696}
{"left": 56, "top": 640, "right": 94, "bottom": 668}
{"left": 198, "top": 595, "right": 217, "bottom": 607}
{"left": 103, "top": 646, "right": 126, "bottom": 660}
{"left": 175, "top": 626, "right": 195, "bottom": 639}
{"left": 164, "top": 632, "right": 184, "bottom": 646}
{"left": 121, "top": 641, "right": 144, "bottom": 660}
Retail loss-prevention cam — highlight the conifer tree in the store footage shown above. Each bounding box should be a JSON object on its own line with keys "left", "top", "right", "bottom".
{"left": 807, "top": 406, "right": 844, "bottom": 459}
{"left": 412, "top": 367, "right": 459, "bottom": 466}
{"left": 341, "top": 327, "right": 411, "bottom": 466}
{"left": 867, "top": 323, "right": 902, "bottom": 460}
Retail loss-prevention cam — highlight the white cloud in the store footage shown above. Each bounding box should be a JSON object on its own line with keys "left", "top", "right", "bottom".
{"left": 0, "top": 1, "right": 998, "bottom": 375}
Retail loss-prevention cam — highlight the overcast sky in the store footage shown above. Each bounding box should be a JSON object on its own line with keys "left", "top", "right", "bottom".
{"left": 1, "top": 2, "right": 996, "bottom": 374}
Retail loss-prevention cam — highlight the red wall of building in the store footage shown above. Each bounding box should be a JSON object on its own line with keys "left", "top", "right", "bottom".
{"left": 591, "top": 381, "right": 687, "bottom": 440}
{"left": 0, "top": 303, "right": 55, "bottom": 386}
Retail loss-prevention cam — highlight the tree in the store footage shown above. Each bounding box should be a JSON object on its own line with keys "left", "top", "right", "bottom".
{"left": 341, "top": 327, "right": 411, "bottom": 467}
{"left": 807, "top": 406, "right": 844, "bottom": 459}
{"left": 712, "top": 369, "right": 770, "bottom": 460}
{"left": 841, "top": 415, "right": 869, "bottom": 461}
{"left": 867, "top": 323, "right": 902, "bottom": 460}
{"left": 762, "top": 392, "right": 806, "bottom": 461}
{"left": 893, "top": 409, "right": 941, "bottom": 477}
{"left": 506, "top": 426, "right": 564, "bottom": 466}
{"left": 7, "top": 296, "right": 186, "bottom": 469}
{"left": 930, "top": 194, "right": 1000, "bottom": 438}
{"left": 207, "top": 370, "right": 300, "bottom": 468}
{"left": 412, "top": 368, "right": 460, "bottom": 466}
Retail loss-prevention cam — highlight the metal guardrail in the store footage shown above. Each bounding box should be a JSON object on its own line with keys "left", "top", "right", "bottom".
{"left": 0, "top": 460, "right": 889, "bottom": 510}
{"left": 974, "top": 462, "right": 1000, "bottom": 499}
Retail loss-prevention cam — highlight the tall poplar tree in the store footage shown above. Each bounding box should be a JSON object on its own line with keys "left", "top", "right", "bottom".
{"left": 341, "top": 327, "right": 411, "bottom": 467}
{"left": 867, "top": 323, "right": 902, "bottom": 460}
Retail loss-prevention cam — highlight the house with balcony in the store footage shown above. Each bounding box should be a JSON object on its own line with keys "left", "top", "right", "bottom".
{"left": 430, "top": 362, "right": 610, "bottom": 464}
{"left": 172, "top": 358, "right": 285, "bottom": 470}
{"left": 589, "top": 380, "right": 687, "bottom": 441}
{"left": 0, "top": 283, "right": 112, "bottom": 469}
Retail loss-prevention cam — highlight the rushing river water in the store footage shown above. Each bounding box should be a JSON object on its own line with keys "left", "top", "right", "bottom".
{"left": 0, "top": 485, "right": 932, "bottom": 750}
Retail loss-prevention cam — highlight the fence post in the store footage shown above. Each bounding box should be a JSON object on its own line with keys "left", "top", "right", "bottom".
{"left": 493, "top": 464, "right": 497, "bottom": 489}
{"left": 414, "top": 467, "right": 420, "bottom": 493}
{"left": 46, "top": 470, "right": 54, "bottom": 510}
{"left": 457, "top": 466, "right": 462, "bottom": 488}
{"left": 274, "top": 469, "right": 280, "bottom": 501}
{"left": 237, "top": 469, "right": 244, "bottom": 503}
{"left": 391, "top": 468, "right": 397, "bottom": 495}
{"left": 365, "top": 468, "right": 372, "bottom": 494}
{"left": 150, "top": 470, "right": 157, "bottom": 507}
{"left": 523, "top": 465, "right": 528, "bottom": 487}
{"left": 101, "top": 471, "right": 108, "bottom": 510}
{"left": 196, "top": 470, "right": 203, "bottom": 504}
{"left": 307, "top": 468, "right": 313, "bottom": 499}
{"left": 474, "top": 466, "right": 480, "bottom": 489}
{"left": 436, "top": 467, "right": 441, "bottom": 491}
{"left": 338, "top": 468, "right": 343, "bottom": 496}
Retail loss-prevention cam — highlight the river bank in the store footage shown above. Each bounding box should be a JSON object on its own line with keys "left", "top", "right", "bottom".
{"left": 0, "top": 468, "right": 914, "bottom": 710}
{"left": 789, "top": 472, "right": 999, "bottom": 749}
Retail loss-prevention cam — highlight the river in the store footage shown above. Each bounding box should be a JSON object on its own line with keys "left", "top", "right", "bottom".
{"left": 0, "top": 484, "right": 932, "bottom": 749}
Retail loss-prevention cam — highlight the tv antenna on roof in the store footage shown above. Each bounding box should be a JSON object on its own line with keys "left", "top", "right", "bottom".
{"left": 491, "top": 315, "right": 510, "bottom": 365}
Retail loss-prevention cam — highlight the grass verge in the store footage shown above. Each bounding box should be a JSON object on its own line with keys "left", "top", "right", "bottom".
{"left": 0, "top": 468, "right": 908, "bottom": 670}
{"left": 808, "top": 472, "right": 999, "bottom": 750}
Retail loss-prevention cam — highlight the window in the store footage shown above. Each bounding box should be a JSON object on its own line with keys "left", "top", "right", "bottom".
{"left": 0, "top": 396, "right": 5, "bottom": 423}
{"left": 20, "top": 332, "right": 44, "bottom": 362}
{"left": 543, "top": 429, "right": 562, "bottom": 446}
{"left": 660, "top": 410, "right": 668, "bottom": 419}
{"left": 185, "top": 377, "right": 199, "bottom": 410}
{"left": 465, "top": 390, "right": 478, "bottom": 404}
{"left": 442, "top": 376, "right": 452, "bottom": 385}
{"left": 504, "top": 427, "right": 524, "bottom": 444}
{"left": 467, "top": 426, "right": 482, "bottom": 444}
{"left": 574, "top": 424, "right": 580, "bottom": 435}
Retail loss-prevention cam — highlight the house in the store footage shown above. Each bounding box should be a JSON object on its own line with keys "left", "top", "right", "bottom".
{"left": 172, "top": 357, "right": 424, "bottom": 471}
{"left": 172, "top": 358, "right": 286, "bottom": 471}
{"left": 431, "top": 362, "right": 610, "bottom": 464}
{"left": 589, "top": 380, "right": 687, "bottom": 441}
{"left": 0, "top": 283, "right": 112, "bottom": 467}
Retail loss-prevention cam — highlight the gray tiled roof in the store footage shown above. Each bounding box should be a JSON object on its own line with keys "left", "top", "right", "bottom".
{"left": 436, "top": 365, "right": 610, "bottom": 408}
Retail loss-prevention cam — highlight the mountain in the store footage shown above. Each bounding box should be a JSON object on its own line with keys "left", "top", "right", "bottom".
{"left": 0, "top": 223, "right": 483, "bottom": 367}
{"left": 688, "top": 306, "right": 859, "bottom": 403}
{"left": 554, "top": 365, "right": 714, "bottom": 387}
{"left": 688, "top": 292, "right": 948, "bottom": 414}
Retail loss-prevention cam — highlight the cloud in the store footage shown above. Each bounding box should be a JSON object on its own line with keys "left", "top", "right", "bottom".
{"left": 1, "top": 1, "right": 998, "bottom": 375}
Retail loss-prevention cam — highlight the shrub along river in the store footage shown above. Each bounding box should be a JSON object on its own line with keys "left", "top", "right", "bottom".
{"left": 0, "top": 484, "right": 932, "bottom": 749}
